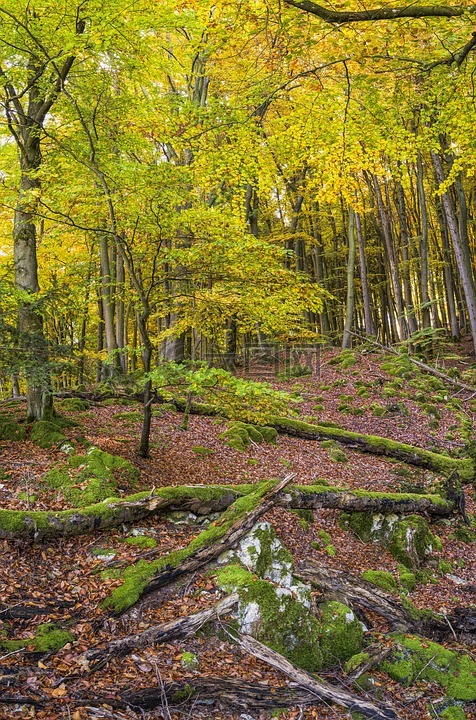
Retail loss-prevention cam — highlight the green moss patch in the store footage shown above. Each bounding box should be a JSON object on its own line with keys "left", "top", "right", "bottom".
{"left": 125, "top": 535, "right": 157, "bottom": 549}
{"left": 0, "top": 419, "right": 26, "bottom": 441}
{"left": 0, "top": 623, "right": 74, "bottom": 653}
{"left": 382, "top": 635, "right": 476, "bottom": 700}
{"left": 319, "top": 600, "right": 364, "bottom": 666}
{"left": 58, "top": 398, "right": 90, "bottom": 412}
{"left": 361, "top": 570, "right": 397, "bottom": 592}
{"left": 30, "top": 420, "right": 67, "bottom": 448}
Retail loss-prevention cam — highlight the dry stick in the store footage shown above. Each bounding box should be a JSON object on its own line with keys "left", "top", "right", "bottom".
{"left": 130, "top": 474, "right": 294, "bottom": 608}
{"left": 84, "top": 593, "right": 238, "bottom": 671}
{"left": 350, "top": 330, "right": 476, "bottom": 395}
{"left": 234, "top": 633, "right": 400, "bottom": 720}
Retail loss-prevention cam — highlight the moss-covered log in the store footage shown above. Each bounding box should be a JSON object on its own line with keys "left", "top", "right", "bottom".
{"left": 0, "top": 483, "right": 454, "bottom": 540}
{"left": 268, "top": 416, "right": 474, "bottom": 481}
{"left": 283, "top": 485, "right": 453, "bottom": 516}
{"left": 0, "top": 486, "right": 240, "bottom": 540}
{"left": 105, "top": 475, "right": 294, "bottom": 614}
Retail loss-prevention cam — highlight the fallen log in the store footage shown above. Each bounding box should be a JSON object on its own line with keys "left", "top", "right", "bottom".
{"left": 0, "top": 483, "right": 453, "bottom": 541}
{"left": 121, "top": 677, "right": 319, "bottom": 710}
{"left": 85, "top": 593, "right": 238, "bottom": 671}
{"left": 105, "top": 475, "right": 294, "bottom": 614}
{"left": 0, "top": 486, "right": 239, "bottom": 540}
{"left": 267, "top": 416, "right": 474, "bottom": 481}
{"left": 346, "top": 642, "right": 394, "bottom": 681}
{"left": 296, "top": 561, "right": 476, "bottom": 641}
{"left": 235, "top": 633, "right": 400, "bottom": 720}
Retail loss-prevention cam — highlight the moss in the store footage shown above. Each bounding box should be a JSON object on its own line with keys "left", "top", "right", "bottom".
{"left": 232, "top": 422, "right": 263, "bottom": 443}
{"left": 58, "top": 398, "right": 90, "bottom": 412}
{"left": 192, "top": 445, "right": 214, "bottom": 456}
{"left": 181, "top": 651, "right": 199, "bottom": 669}
{"left": 361, "top": 570, "right": 397, "bottom": 592}
{"left": 217, "top": 565, "right": 323, "bottom": 672}
{"left": 30, "top": 420, "right": 67, "bottom": 448}
{"left": 170, "top": 683, "right": 195, "bottom": 704}
{"left": 0, "top": 623, "right": 74, "bottom": 653}
{"left": 330, "top": 447, "right": 349, "bottom": 462}
{"left": 345, "top": 651, "right": 370, "bottom": 674}
{"left": 267, "top": 416, "right": 473, "bottom": 480}
{"left": 319, "top": 600, "right": 364, "bottom": 666}
{"left": 247, "top": 458, "right": 260, "bottom": 466}
{"left": 398, "top": 565, "right": 417, "bottom": 591}
{"left": 330, "top": 350, "right": 357, "bottom": 368}
{"left": 0, "top": 419, "right": 27, "bottom": 441}
{"left": 439, "top": 706, "right": 467, "bottom": 720}
{"left": 104, "top": 481, "right": 275, "bottom": 613}
{"left": 125, "top": 535, "right": 157, "bottom": 549}
{"left": 382, "top": 635, "right": 476, "bottom": 700}
{"left": 387, "top": 515, "right": 437, "bottom": 569}
{"left": 114, "top": 411, "right": 143, "bottom": 423}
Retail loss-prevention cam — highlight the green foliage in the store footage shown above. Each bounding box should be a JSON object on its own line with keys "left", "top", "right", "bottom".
{"left": 147, "top": 363, "right": 297, "bottom": 424}
{"left": 361, "top": 569, "right": 397, "bottom": 592}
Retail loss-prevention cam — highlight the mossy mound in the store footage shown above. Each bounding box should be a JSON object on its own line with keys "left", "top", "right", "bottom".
{"left": 329, "top": 349, "right": 357, "bottom": 368}
{"left": 319, "top": 600, "right": 364, "bottom": 666}
{"left": 0, "top": 623, "right": 74, "bottom": 653}
{"left": 30, "top": 420, "right": 67, "bottom": 448}
{"left": 41, "top": 447, "right": 139, "bottom": 505}
{"left": 382, "top": 635, "right": 476, "bottom": 700}
{"left": 439, "top": 705, "right": 468, "bottom": 720}
{"left": 58, "top": 398, "right": 90, "bottom": 412}
{"left": 0, "top": 419, "right": 26, "bottom": 441}
{"left": 125, "top": 535, "right": 157, "bottom": 549}
{"left": 219, "top": 422, "right": 277, "bottom": 451}
{"left": 343, "top": 512, "right": 439, "bottom": 568}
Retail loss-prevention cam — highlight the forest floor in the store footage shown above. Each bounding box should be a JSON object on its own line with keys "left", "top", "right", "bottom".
{"left": 0, "top": 344, "right": 475, "bottom": 720}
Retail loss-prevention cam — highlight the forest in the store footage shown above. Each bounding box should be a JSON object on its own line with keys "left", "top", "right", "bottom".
{"left": 0, "top": 0, "right": 476, "bottom": 718}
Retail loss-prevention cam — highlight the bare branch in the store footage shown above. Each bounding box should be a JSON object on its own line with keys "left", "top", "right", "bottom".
{"left": 283, "top": 0, "right": 471, "bottom": 23}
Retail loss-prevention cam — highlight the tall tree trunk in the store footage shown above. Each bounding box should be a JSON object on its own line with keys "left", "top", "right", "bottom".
{"left": 372, "top": 175, "right": 407, "bottom": 341}
{"left": 99, "top": 235, "right": 120, "bottom": 375}
{"left": 342, "top": 208, "right": 356, "bottom": 348}
{"left": 355, "top": 210, "right": 375, "bottom": 335}
{"left": 14, "top": 136, "right": 54, "bottom": 421}
{"left": 416, "top": 154, "right": 431, "bottom": 330}
{"left": 394, "top": 180, "right": 418, "bottom": 336}
{"left": 431, "top": 151, "right": 476, "bottom": 354}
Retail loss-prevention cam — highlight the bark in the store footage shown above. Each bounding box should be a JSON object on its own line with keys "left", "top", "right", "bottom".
{"left": 394, "top": 180, "right": 418, "bottom": 336}
{"left": 347, "top": 643, "right": 394, "bottom": 681}
{"left": 130, "top": 475, "right": 294, "bottom": 609}
{"left": 0, "top": 482, "right": 453, "bottom": 540}
{"left": 284, "top": 0, "right": 469, "bottom": 23}
{"left": 435, "top": 198, "right": 459, "bottom": 338}
{"left": 297, "top": 561, "right": 476, "bottom": 641}
{"left": 342, "top": 207, "right": 356, "bottom": 348}
{"left": 85, "top": 593, "right": 238, "bottom": 671}
{"left": 431, "top": 150, "right": 476, "bottom": 355}
{"left": 236, "top": 633, "right": 400, "bottom": 720}
{"left": 99, "top": 234, "right": 119, "bottom": 374}
{"left": 416, "top": 154, "right": 431, "bottom": 329}
{"left": 120, "top": 678, "right": 318, "bottom": 711}
{"left": 372, "top": 175, "right": 407, "bottom": 340}
{"left": 355, "top": 210, "right": 375, "bottom": 335}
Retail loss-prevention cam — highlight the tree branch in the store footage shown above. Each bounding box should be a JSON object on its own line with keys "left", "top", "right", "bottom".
{"left": 283, "top": 0, "right": 471, "bottom": 23}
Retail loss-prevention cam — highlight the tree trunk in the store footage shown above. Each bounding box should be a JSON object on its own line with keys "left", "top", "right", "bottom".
{"left": 416, "top": 154, "right": 431, "bottom": 329}
{"left": 431, "top": 151, "right": 476, "bottom": 355}
{"left": 342, "top": 207, "right": 356, "bottom": 348}
{"left": 355, "top": 210, "right": 375, "bottom": 335}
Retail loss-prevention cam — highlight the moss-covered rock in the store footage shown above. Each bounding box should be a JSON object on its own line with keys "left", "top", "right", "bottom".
{"left": 387, "top": 515, "right": 439, "bottom": 569}
{"left": 319, "top": 600, "right": 364, "bottom": 666}
{"left": 343, "top": 512, "right": 439, "bottom": 569}
{"left": 30, "top": 420, "right": 67, "bottom": 448}
{"left": 398, "top": 565, "right": 417, "bottom": 591}
{"left": 439, "top": 705, "right": 467, "bottom": 720}
{"left": 125, "top": 535, "right": 157, "bottom": 549}
{"left": 217, "top": 564, "right": 323, "bottom": 672}
{"left": 0, "top": 419, "right": 26, "bottom": 441}
{"left": 381, "top": 635, "right": 476, "bottom": 700}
